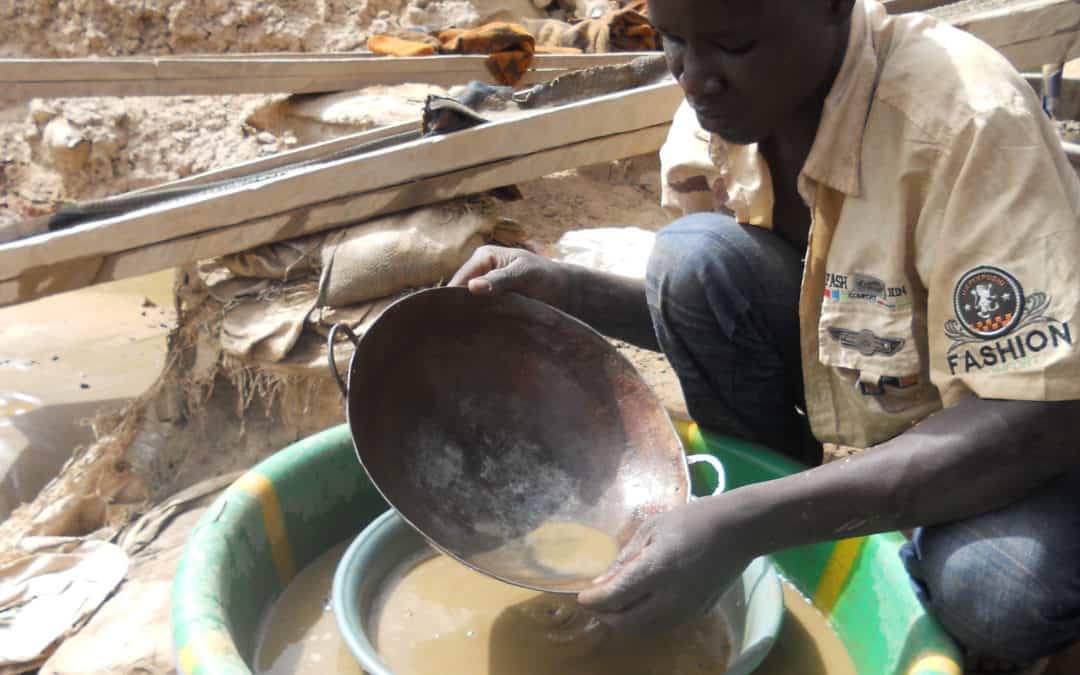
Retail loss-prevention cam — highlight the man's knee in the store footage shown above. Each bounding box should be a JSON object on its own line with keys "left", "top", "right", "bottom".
{"left": 648, "top": 213, "right": 741, "bottom": 305}
{"left": 905, "top": 519, "right": 1080, "bottom": 662}
{"left": 646, "top": 213, "right": 798, "bottom": 325}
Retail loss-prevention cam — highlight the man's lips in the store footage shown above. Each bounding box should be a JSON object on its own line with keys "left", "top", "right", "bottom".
{"left": 689, "top": 103, "right": 732, "bottom": 124}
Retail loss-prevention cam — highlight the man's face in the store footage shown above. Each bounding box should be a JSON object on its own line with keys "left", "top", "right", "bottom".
{"left": 648, "top": 0, "right": 847, "bottom": 144}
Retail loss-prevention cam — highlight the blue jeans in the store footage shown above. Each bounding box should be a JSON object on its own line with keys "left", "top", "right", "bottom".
{"left": 645, "top": 212, "right": 1080, "bottom": 663}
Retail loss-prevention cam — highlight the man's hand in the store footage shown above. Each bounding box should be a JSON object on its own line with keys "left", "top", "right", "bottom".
{"left": 449, "top": 245, "right": 571, "bottom": 308}
{"left": 451, "top": 244, "right": 661, "bottom": 350}
{"left": 577, "top": 496, "right": 756, "bottom": 632}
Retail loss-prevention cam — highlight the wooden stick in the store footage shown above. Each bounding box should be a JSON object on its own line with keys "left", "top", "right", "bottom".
{"left": 0, "top": 123, "right": 671, "bottom": 306}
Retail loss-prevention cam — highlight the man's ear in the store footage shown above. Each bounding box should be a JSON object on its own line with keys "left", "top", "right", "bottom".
{"left": 827, "top": 0, "right": 856, "bottom": 23}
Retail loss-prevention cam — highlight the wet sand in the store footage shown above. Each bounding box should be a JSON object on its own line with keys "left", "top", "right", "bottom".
{"left": 0, "top": 271, "right": 175, "bottom": 518}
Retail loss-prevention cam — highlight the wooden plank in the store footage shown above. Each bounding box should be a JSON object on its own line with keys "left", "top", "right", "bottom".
{"left": 0, "top": 53, "right": 649, "bottom": 81}
{"left": 0, "top": 123, "right": 671, "bottom": 306}
{"left": 0, "top": 52, "right": 653, "bottom": 98}
{"left": 930, "top": 0, "right": 1080, "bottom": 71}
{"left": 5, "top": 73, "right": 550, "bottom": 98}
{"left": 4, "top": 70, "right": 581, "bottom": 98}
{"left": 887, "top": 0, "right": 1080, "bottom": 71}
{"left": 884, "top": 0, "right": 956, "bottom": 13}
{"left": 0, "top": 81, "right": 682, "bottom": 284}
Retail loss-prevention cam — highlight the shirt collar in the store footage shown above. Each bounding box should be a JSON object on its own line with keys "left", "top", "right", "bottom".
{"left": 798, "top": 0, "right": 882, "bottom": 204}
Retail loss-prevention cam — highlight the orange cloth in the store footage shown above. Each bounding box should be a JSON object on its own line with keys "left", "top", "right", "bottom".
{"left": 437, "top": 22, "right": 536, "bottom": 86}
{"left": 525, "top": 9, "right": 657, "bottom": 54}
{"left": 367, "top": 34, "right": 438, "bottom": 57}
{"left": 367, "top": 22, "right": 535, "bottom": 86}
{"left": 365, "top": 14, "right": 656, "bottom": 84}
{"left": 604, "top": 8, "right": 658, "bottom": 51}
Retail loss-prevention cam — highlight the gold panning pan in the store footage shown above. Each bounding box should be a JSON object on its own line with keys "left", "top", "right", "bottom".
{"left": 328, "top": 286, "right": 719, "bottom": 593}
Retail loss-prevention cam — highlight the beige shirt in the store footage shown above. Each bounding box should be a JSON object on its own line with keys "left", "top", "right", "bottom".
{"left": 659, "top": 0, "right": 1080, "bottom": 448}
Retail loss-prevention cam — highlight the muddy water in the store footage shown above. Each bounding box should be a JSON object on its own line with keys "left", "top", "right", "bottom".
{"left": 255, "top": 542, "right": 857, "bottom": 675}
{"left": 255, "top": 541, "right": 365, "bottom": 675}
{"left": 373, "top": 552, "right": 731, "bottom": 675}
{"left": 0, "top": 270, "right": 175, "bottom": 517}
{"left": 754, "top": 584, "right": 857, "bottom": 675}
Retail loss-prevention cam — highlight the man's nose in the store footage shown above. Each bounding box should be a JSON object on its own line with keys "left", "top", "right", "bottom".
{"left": 677, "top": 45, "right": 726, "bottom": 98}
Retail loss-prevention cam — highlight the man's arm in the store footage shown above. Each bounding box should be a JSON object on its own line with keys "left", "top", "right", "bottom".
{"left": 449, "top": 245, "right": 660, "bottom": 351}
{"left": 559, "top": 264, "right": 659, "bottom": 352}
{"left": 735, "top": 397, "right": 1080, "bottom": 550}
{"left": 579, "top": 396, "right": 1080, "bottom": 630}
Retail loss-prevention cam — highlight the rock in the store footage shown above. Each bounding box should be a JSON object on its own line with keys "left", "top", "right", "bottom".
{"left": 403, "top": 5, "right": 428, "bottom": 26}
{"left": 28, "top": 100, "right": 58, "bottom": 126}
{"left": 41, "top": 117, "right": 90, "bottom": 171}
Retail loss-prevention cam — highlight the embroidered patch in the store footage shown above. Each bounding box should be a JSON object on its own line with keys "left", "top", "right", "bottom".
{"left": 952, "top": 266, "right": 1023, "bottom": 338}
{"left": 943, "top": 268, "right": 1073, "bottom": 375}
{"left": 824, "top": 271, "right": 911, "bottom": 310}
{"left": 827, "top": 327, "right": 906, "bottom": 357}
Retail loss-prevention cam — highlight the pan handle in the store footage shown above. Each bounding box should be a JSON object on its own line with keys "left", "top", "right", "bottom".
{"left": 686, "top": 453, "right": 726, "bottom": 498}
{"left": 327, "top": 323, "right": 361, "bottom": 399}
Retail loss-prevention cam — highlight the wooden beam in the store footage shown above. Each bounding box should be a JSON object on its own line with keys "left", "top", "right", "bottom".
{"left": 930, "top": 0, "right": 1080, "bottom": 72}
{"left": 0, "top": 52, "right": 654, "bottom": 99}
{"left": 884, "top": 0, "right": 956, "bottom": 14}
{"left": 0, "top": 123, "right": 671, "bottom": 306}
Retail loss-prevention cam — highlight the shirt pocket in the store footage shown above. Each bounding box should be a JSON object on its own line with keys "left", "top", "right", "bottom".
{"left": 818, "top": 300, "right": 935, "bottom": 415}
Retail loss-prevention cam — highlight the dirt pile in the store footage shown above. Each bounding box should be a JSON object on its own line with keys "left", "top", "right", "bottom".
{"left": 3, "top": 0, "right": 397, "bottom": 57}
{"left": 0, "top": 0, "right": 547, "bottom": 58}
{"left": 3, "top": 95, "right": 288, "bottom": 210}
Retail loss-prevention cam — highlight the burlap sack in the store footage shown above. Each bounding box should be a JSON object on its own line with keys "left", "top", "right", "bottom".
{"left": 317, "top": 205, "right": 497, "bottom": 308}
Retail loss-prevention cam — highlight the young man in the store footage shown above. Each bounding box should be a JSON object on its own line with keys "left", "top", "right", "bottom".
{"left": 450, "top": 0, "right": 1080, "bottom": 670}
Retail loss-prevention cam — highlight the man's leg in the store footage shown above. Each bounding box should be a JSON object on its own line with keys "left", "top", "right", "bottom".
{"left": 901, "top": 468, "right": 1080, "bottom": 669}
{"left": 645, "top": 212, "right": 821, "bottom": 466}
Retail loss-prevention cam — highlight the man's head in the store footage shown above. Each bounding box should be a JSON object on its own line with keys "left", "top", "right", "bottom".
{"left": 648, "top": 0, "right": 854, "bottom": 144}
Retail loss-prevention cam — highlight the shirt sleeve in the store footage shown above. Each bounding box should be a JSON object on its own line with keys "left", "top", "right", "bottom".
{"left": 919, "top": 101, "right": 1080, "bottom": 405}
{"left": 659, "top": 101, "right": 775, "bottom": 226}
{"left": 659, "top": 100, "right": 720, "bottom": 218}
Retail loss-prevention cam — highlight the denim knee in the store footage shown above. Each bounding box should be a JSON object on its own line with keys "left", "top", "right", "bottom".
{"left": 901, "top": 508, "right": 1080, "bottom": 663}
{"left": 648, "top": 213, "right": 737, "bottom": 308}
{"left": 646, "top": 213, "right": 791, "bottom": 334}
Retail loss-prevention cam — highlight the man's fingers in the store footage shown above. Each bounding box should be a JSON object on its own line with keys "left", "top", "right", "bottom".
{"left": 449, "top": 246, "right": 537, "bottom": 297}
{"left": 577, "top": 537, "right": 659, "bottom": 614}
{"left": 448, "top": 248, "right": 498, "bottom": 288}
{"left": 474, "top": 262, "right": 528, "bottom": 296}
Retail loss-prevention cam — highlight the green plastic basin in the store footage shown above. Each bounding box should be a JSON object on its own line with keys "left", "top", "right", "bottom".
{"left": 171, "top": 422, "right": 962, "bottom": 675}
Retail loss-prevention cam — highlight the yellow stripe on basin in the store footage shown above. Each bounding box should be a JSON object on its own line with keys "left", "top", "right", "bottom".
{"left": 813, "top": 536, "right": 865, "bottom": 614}
{"left": 234, "top": 471, "right": 297, "bottom": 586}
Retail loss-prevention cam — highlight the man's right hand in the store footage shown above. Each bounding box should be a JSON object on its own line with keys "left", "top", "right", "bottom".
{"left": 449, "top": 245, "right": 571, "bottom": 309}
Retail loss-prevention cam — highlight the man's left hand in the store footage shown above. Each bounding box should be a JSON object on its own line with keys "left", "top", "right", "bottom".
{"left": 577, "top": 496, "right": 756, "bottom": 632}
